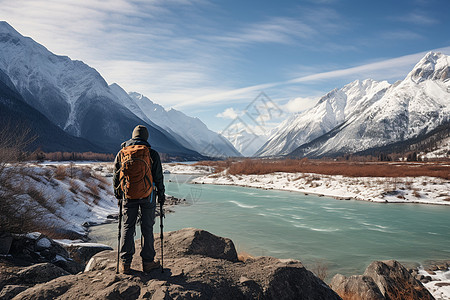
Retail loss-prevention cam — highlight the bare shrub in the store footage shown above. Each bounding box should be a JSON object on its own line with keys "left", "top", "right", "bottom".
{"left": 86, "top": 181, "right": 101, "bottom": 205}
{"left": 27, "top": 187, "right": 56, "bottom": 214}
{"left": 54, "top": 165, "right": 67, "bottom": 180}
{"left": 56, "top": 194, "right": 66, "bottom": 206}
{"left": 309, "top": 260, "right": 329, "bottom": 281}
{"left": 413, "top": 190, "right": 421, "bottom": 198}
{"left": 197, "top": 159, "right": 450, "bottom": 179}
{"left": 69, "top": 180, "right": 79, "bottom": 194}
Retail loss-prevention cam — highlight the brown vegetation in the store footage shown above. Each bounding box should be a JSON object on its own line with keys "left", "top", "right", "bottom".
{"left": 33, "top": 151, "right": 114, "bottom": 162}
{"left": 196, "top": 158, "right": 450, "bottom": 180}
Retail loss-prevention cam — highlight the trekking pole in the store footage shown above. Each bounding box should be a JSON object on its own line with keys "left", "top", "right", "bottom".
{"left": 116, "top": 197, "right": 123, "bottom": 274}
{"left": 159, "top": 194, "right": 164, "bottom": 273}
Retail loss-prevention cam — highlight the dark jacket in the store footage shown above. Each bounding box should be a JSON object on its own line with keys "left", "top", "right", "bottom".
{"left": 113, "top": 138, "right": 165, "bottom": 199}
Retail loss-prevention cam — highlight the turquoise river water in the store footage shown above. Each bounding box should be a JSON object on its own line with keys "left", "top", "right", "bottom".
{"left": 90, "top": 174, "right": 450, "bottom": 278}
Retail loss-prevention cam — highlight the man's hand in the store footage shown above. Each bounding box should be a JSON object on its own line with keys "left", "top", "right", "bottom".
{"left": 158, "top": 193, "right": 165, "bottom": 206}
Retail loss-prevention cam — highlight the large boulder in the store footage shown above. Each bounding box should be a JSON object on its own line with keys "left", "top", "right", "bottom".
{"left": 0, "top": 285, "right": 28, "bottom": 300}
{"left": 16, "top": 228, "right": 341, "bottom": 300}
{"left": 364, "top": 260, "right": 434, "bottom": 300}
{"left": 16, "top": 263, "right": 70, "bottom": 284}
{"left": 330, "top": 274, "right": 384, "bottom": 300}
{"left": 331, "top": 260, "right": 435, "bottom": 300}
{"left": 158, "top": 227, "right": 238, "bottom": 262}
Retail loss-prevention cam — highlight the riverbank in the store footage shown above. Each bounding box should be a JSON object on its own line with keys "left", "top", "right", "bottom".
{"left": 189, "top": 169, "right": 450, "bottom": 205}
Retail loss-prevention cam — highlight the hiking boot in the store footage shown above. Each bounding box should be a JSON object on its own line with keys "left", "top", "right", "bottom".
{"left": 143, "top": 260, "right": 160, "bottom": 273}
{"left": 119, "top": 263, "right": 131, "bottom": 274}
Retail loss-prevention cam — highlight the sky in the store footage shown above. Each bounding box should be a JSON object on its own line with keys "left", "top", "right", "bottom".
{"left": 1, "top": 0, "right": 450, "bottom": 133}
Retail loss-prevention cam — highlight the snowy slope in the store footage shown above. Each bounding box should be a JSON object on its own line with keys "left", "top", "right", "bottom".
{"left": 291, "top": 52, "right": 450, "bottom": 157}
{"left": 256, "top": 79, "right": 390, "bottom": 156}
{"left": 130, "top": 92, "right": 242, "bottom": 157}
{"left": 0, "top": 21, "right": 201, "bottom": 157}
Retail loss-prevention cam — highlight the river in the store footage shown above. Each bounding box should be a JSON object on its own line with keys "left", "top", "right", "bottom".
{"left": 89, "top": 174, "right": 450, "bottom": 278}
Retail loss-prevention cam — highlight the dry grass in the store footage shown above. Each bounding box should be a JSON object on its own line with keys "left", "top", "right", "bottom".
{"left": 27, "top": 187, "right": 56, "bottom": 214}
{"left": 54, "top": 166, "right": 68, "bottom": 180}
{"left": 86, "top": 181, "right": 101, "bottom": 205}
{"left": 69, "top": 180, "right": 79, "bottom": 194}
{"left": 309, "top": 259, "right": 329, "bottom": 281}
{"left": 196, "top": 159, "right": 450, "bottom": 180}
{"left": 237, "top": 252, "right": 255, "bottom": 262}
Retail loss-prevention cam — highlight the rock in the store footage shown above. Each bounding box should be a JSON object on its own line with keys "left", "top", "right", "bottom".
{"left": 363, "top": 260, "right": 434, "bottom": 300}
{"left": 36, "top": 228, "right": 341, "bottom": 299}
{"left": 0, "top": 285, "right": 28, "bottom": 300}
{"left": 64, "top": 243, "right": 113, "bottom": 266}
{"left": 8, "top": 233, "right": 83, "bottom": 274}
{"left": 330, "top": 274, "right": 384, "bottom": 300}
{"left": 11, "top": 276, "right": 75, "bottom": 300}
{"left": 0, "top": 233, "right": 13, "bottom": 255}
{"left": 157, "top": 228, "right": 238, "bottom": 262}
{"left": 16, "top": 263, "right": 70, "bottom": 284}
{"left": 92, "top": 281, "right": 141, "bottom": 299}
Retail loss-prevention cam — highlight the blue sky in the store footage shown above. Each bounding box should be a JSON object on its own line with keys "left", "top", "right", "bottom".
{"left": 2, "top": 0, "right": 450, "bottom": 132}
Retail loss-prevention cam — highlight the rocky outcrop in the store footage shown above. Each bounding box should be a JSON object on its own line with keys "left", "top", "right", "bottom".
{"left": 330, "top": 274, "right": 385, "bottom": 300}
{"left": 331, "top": 260, "right": 435, "bottom": 300}
{"left": 7, "top": 232, "right": 83, "bottom": 274}
{"left": 12, "top": 228, "right": 341, "bottom": 300}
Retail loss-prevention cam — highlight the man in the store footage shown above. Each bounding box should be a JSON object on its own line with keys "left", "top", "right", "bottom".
{"left": 113, "top": 125, "right": 165, "bottom": 274}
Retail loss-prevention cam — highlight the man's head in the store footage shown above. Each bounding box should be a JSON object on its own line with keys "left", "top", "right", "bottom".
{"left": 132, "top": 125, "right": 149, "bottom": 141}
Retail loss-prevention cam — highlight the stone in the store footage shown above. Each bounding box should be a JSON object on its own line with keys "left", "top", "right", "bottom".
{"left": 0, "top": 233, "right": 13, "bottom": 255}
{"left": 330, "top": 274, "right": 384, "bottom": 300}
{"left": 26, "top": 228, "right": 341, "bottom": 299}
{"left": 16, "top": 263, "right": 70, "bottom": 284}
{"left": 363, "top": 260, "right": 434, "bottom": 300}
{"left": 64, "top": 243, "right": 112, "bottom": 266}
{"left": 11, "top": 277, "right": 74, "bottom": 300}
{"left": 157, "top": 228, "right": 238, "bottom": 262}
{"left": 0, "top": 285, "right": 28, "bottom": 300}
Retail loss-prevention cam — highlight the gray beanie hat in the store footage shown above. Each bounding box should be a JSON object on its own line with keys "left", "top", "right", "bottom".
{"left": 132, "top": 125, "right": 149, "bottom": 141}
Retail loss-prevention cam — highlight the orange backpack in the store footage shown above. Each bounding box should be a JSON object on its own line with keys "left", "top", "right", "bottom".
{"left": 118, "top": 145, "right": 154, "bottom": 199}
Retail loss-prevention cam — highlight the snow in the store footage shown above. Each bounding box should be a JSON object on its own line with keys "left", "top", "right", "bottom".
{"left": 0, "top": 162, "right": 117, "bottom": 236}
{"left": 163, "top": 163, "right": 214, "bottom": 175}
{"left": 25, "top": 232, "right": 41, "bottom": 240}
{"left": 257, "top": 52, "right": 450, "bottom": 158}
{"left": 419, "top": 266, "right": 450, "bottom": 300}
{"left": 129, "top": 92, "right": 242, "bottom": 157}
{"left": 191, "top": 169, "right": 450, "bottom": 206}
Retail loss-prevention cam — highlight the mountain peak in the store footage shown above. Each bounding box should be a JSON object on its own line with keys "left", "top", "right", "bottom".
{"left": 408, "top": 51, "right": 450, "bottom": 82}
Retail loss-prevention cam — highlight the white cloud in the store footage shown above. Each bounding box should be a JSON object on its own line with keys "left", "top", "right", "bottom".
{"left": 216, "top": 108, "right": 241, "bottom": 119}
{"left": 284, "top": 97, "right": 318, "bottom": 113}
{"left": 394, "top": 12, "right": 437, "bottom": 25}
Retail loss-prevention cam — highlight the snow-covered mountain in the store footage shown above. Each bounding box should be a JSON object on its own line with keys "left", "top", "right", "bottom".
{"left": 221, "top": 124, "right": 268, "bottom": 157}
{"left": 256, "top": 79, "right": 390, "bottom": 156}
{"left": 0, "top": 21, "right": 202, "bottom": 158}
{"left": 128, "top": 92, "right": 242, "bottom": 157}
{"left": 289, "top": 52, "right": 450, "bottom": 158}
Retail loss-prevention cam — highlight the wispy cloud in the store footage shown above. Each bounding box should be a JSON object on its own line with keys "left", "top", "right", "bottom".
{"left": 394, "top": 11, "right": 437, "bottom": 25}
{"left": 214, "top": 17, "right": 316, "bottom": 45}
{"left": 175, "top": 46, "right": 450, "bottom": 108}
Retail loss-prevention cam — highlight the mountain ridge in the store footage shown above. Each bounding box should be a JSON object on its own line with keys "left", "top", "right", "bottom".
{"left": 258, "top": 51, "right": 450, "bottom": 158}
{"left": 0, "top": 21, "right": 204, "bottom": 158}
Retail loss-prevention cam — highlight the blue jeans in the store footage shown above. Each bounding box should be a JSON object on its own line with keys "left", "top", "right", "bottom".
{"left": 120, "top": 196, "right": 156, "bottom": 264}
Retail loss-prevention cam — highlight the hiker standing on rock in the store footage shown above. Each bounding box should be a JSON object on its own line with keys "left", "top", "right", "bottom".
{"left": 113, "top": 125, "right": 165, "bottom": 274}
